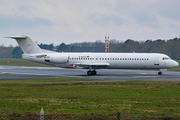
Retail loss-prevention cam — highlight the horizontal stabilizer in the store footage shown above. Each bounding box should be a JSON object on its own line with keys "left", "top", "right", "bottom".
{"left": 6, "top": 36, "right": 28, "bottom": 39}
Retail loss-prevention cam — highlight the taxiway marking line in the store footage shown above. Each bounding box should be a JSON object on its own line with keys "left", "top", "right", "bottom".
{"left": 133, "top": 76, "right": 160, "bottom": 78}
{"left": 1, "top": 72, "right": 55, "bottom": 76}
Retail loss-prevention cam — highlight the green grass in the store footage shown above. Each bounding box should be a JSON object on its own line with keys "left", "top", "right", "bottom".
{"left": 0, "top": 79, "right": 180, "bottom": 115}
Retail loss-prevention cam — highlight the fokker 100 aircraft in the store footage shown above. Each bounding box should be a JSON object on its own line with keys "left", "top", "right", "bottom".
{"left": 7, "top": 35, "right": 179, "bottom": 75}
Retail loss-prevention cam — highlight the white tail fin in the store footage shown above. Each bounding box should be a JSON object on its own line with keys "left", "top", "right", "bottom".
{"left": 7, "top": 35, "right": 43, "bottom": 54}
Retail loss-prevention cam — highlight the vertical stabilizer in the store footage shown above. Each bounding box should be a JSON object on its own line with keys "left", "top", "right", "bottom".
{"left": 7, "top": 35, "right": 43, "bottom": 54}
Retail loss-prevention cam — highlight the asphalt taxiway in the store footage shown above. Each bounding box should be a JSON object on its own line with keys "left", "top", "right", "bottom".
{"left": 0, "top": 66, "right": 179, "bottom": 81}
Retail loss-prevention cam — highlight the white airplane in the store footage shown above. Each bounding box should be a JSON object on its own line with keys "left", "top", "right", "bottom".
{"left": 7, "top": 35, "right": 179, "bottom": 75}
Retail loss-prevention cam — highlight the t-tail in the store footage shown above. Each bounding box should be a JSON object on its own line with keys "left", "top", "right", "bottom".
{"left": 6, "top": 35, "right": 43, "bottom": 54}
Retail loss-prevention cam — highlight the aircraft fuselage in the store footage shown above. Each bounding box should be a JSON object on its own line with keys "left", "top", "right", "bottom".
{"left": 22, "top": 52, "right": 178, "bottom": 70}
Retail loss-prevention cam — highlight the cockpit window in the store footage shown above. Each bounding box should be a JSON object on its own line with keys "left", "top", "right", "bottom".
{"left": 162, "top": 57, "right": 171, "bottom": 60}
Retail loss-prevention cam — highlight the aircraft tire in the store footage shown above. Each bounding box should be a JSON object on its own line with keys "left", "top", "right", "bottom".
{"left": 87, "top": 71, "right": 91, "bottom": 75}
{"left": 158, "top": 71, "right": 162, "bottom": 75}
{"left": 93, "top": 70, "right": 97, "bottom": 75}
{"left": 87, "top": 70, "right": 97, "bottom": 75}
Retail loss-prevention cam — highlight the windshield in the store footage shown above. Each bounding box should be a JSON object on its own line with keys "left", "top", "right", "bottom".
{"left": 162, "top": 57, "right": 171, "bottom": 60}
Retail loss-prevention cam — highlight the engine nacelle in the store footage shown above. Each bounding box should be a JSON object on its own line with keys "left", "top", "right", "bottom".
{"left": 46, "top": 55, "right": 69, "bottom": 63}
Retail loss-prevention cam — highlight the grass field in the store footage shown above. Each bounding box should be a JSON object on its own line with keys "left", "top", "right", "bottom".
{"left": 0, "top": 59, "right": 180, "bottom": 117}
{"left": 0, "top": 78, "right": 180, "bottom": 115}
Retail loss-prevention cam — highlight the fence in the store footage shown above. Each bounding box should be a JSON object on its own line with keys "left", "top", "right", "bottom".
{"left": 0, "top": 108, "right": 180, "bottom": 120}
{"left": 1, "top": 113, "right": 180, "bottom": 120}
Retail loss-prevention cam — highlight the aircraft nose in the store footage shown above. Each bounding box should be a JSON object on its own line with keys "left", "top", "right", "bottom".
{"left": 174, "top": 61, "right": 179, "bottom": 67}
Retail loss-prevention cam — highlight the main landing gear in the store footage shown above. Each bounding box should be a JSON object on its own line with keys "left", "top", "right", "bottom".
{"left": 158, "top": 71, "right": 162, "bottom": 75}
{"left": 87, "top": 69, "right": 97, "bottom": 75}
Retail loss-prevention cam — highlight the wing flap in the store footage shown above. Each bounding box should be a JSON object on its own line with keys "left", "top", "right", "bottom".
{"left": 74, "top": 63, "right": 110, "bottom": 69}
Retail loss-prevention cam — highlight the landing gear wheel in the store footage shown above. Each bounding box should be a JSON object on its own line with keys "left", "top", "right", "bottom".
{"left": 87, "top": 70, "right": 97, "bottom": 75}
{"left": 87, "top": 71, "right": 92, "bottom": 75}
{"left": 92, "top": 70, "right": 97, "bottom": 75}
{"left": 158, "top": 71, "right": 162, "bottom": 75}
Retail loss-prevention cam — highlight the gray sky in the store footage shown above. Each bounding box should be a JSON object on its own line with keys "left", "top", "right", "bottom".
{"left": 0, "top": 0, "right": 180, "bottom": 46}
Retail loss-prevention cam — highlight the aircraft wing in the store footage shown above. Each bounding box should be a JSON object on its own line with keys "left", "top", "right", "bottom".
{"left": 74, "top": 63, "right": 110, "bottom": 69}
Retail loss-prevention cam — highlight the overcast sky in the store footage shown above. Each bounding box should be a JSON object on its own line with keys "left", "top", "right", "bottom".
{"left": 0, "top": 0, "right": 180, "bottom": 46}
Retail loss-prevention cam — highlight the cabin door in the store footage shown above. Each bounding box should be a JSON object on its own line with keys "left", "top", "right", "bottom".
{"left": 154, "top": 57, "right": 159, "bottom": 66}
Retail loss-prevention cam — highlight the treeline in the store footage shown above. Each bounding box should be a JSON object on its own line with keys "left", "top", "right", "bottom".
{"left": 0, "top": 45, "right": 14, "bottom": 58}
{"left": 1, "top": 38, "right": 180, "bottom": 59}
{"left": 109, "top": 38, "right": 180, "bottom": 59}
{"left": 10, "top": 40, "right": 105, "bottom": 58}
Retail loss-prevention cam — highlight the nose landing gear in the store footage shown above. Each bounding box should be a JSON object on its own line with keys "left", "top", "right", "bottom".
{"left": 158, "top": 71, "right": 162, "bottom": 75}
